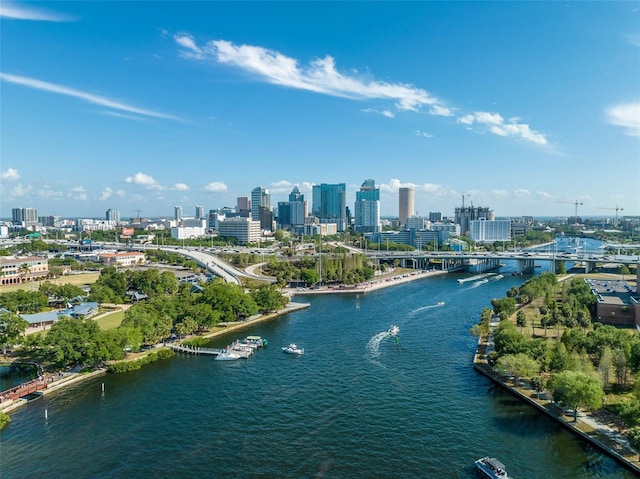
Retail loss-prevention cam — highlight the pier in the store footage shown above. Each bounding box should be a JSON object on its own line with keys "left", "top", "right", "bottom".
{"left": 166, "top": 343, "right": 223, "bottom": 356}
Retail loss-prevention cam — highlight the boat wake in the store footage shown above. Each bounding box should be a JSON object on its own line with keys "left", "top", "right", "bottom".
{"left": 366, "top": 331, "right": 396, "bottom": 359}
{"left": 410, "top": 302, "right": 445, "bottom": 314}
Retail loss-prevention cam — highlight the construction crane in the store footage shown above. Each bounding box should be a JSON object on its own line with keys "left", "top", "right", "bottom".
{"left": 597, "top": 205, "right": 624, "bottom": 227}
{"left": 130, "top": 209, "right": 142, "bottom": 223}
{"left": 556, "top": 200, "right": 583, "bottom": 222}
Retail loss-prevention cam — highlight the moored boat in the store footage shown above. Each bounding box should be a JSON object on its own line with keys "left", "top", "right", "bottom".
{"left": 282, "top": 343, "right": 304, "bottom": 355}
{"left": 214, "top": 350, "right": 242, "bottom": 361}
{"left": 475, "top": 456, "right": 508, "bottom": 479}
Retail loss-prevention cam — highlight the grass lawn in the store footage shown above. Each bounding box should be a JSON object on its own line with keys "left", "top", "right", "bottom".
{"left": 96, "top": 310, "right": 125, "bottom": 330}
{"left": 0, "top": 272, "right": 100, "bottom": 293}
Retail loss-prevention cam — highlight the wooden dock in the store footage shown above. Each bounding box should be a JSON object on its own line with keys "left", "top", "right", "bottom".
{"left": 167, "top": 344, "right": 223, "bottom": 356}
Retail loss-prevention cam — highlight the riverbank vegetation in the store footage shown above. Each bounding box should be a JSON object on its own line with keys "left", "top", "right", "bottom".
{"left": 474, "top": 273, "right": 640, "bottom": 439}
{"left": 1, "top": 266, "right": 288, "bottom": 372}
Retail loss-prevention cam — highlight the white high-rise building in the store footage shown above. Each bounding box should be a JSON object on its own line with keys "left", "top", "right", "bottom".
{"left": 469, "top": 219, "right": 511, "bottom": 243}
{"left": 174, "top": 206, "right": 183, "bottom": 222}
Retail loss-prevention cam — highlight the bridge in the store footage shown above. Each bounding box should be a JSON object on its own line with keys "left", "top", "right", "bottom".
{"left": 363, "top": 250, "right": 639, "bottom": 274}
{"left": 0, "top": 377, "right": 49, "bottom": 404}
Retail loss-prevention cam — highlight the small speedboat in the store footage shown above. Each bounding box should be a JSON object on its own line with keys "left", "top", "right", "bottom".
{"left": 214, "top": 350, "right": 242, "bottom": 361}
{"left": 282, "top": 343, "right": 304, "bottom": 355}
{"left": 475, "top": 456, "right": 509, "bottom": 478}
{"left": 437, "top": 301, "right": 445, "bottom": 306}
{"left": 388, "top": 324, "right": 400, "bottom": 336}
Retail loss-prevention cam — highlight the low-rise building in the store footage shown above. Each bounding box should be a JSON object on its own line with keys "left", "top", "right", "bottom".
{"left": 0, "top": 256, "right": 49, "bottom": 286}
{"left": 98, "top": 251, "right": 146, "bottom": 268}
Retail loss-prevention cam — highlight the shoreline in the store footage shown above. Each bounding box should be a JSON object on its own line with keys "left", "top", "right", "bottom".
{"left": 473, "top": 338, "right": 640, "bottom": 474}
{"left": 0, "top": 269, "right": 442, "bottom": 414}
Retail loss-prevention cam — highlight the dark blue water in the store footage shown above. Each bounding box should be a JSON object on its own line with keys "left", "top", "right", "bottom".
{"left": 0, "top": 272, "right": 634, "bottom": 479}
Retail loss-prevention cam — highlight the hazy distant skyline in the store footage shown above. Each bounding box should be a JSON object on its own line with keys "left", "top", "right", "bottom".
{"left": 1, "top": 1, "right": 639, "bottom": 219}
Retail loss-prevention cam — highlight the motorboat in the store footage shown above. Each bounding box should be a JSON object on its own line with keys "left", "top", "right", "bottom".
{"left": 475, "top": 456, "right": 509, "bottom": 479}
{"left": 282, "top": 343, "right": 304, "bottom": 355}
{"left": 388, "top": 324, "right": 400, "bottom": 336}
{"left": 214, "top": 350, "right": 242, "bottom": 361}
{"left": 437, "top": 301, "right": 445, "bottom": 306}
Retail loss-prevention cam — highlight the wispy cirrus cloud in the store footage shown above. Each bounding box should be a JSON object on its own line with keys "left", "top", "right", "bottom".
{"left": 605, "top": 101, "right": 640, "bottom": 137}
{"left": 174, "top": 35, "right": 548, "bottom": 145}
{"left": 0, "top": 1, "right": 75, "bottom": 22}
{"left": 0, "top": 73, "right": 182, "bottom": 121}
{"left": 174, "top": 35, "right": 442, "bottom": 113}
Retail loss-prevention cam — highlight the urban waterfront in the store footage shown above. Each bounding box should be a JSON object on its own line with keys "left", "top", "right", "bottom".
{"left": 0, "top": 267, "right": 636, "bottom": 478}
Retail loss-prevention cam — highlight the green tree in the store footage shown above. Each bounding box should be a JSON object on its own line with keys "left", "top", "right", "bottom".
{"left": 44, "top": 317, "right": 102, "bottom": 368}
{"left": 0, "top": 311, "right": 29, "bottom": 354}
{"left": 548, "top": 370, "right": 604, "bottom": 422}
{"left": 530, "top": 375, "right": 546, "bottom": 399}
{"left": 516, "top": 310, "right": 527, "bottom": 334}
{"left": 626, "top": 427, "right": 640, "bottom": 461}
{"left": 495, "top": 353, "right": 540, "bottom": 386}
{"left": 250, "top": 285, "right": 288, "bottom": 313}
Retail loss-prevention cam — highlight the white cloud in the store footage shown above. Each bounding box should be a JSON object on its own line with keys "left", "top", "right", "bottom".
{"left": 174, "top": 33, "right": 204, "bottom": 60}
{"left": 605, "top": 101, "right": 640, "bottom": 137}
{"left": 0, "top": 168, "right": 20, "bottom": 181}
{"left": 429, "top": 105, "right": 454, "bottom": 117}
{"left": 175, "top": 36, "right": 548, "bottom": 145}
{"left": 98, "top": 187, "right": 113, "bottom": 201}
{"left": 416, "top": 130, "right": 433, "bottom": 139}
{"left": 125, "top": 172, "right": 164, "bottom": 190}
{"left": 0, "top": 1, "right": 74, "bottom": 22}
{"left": 10, "top": 184, "right": 32, "bottom": 197}
{"left": 176, "top": 37, "right": 443, "bottom": 113}
{"left": 116, "top": 189, "right": 126, "bottom": 197}
{"left": 70, "top": 186, "right": 87, "bottom": 201}
{"left": 204, "top": 181, "right": 228, "bottom": 192}
{"left": 379, "top": 178, "right": 417, "bottom": 193}
{"left": 514, "top": 189, "right": 531, "bottom": 197}
{"left": 536, "top": 191, "right": 552, "bottom": 199}
{"left": 173, "top": 183, "right": 190, "bottom": 191}
{"left": 0, "top": 73, "right": 182, "bottom": 121}
{"left": 456, "top": 111, "right": 548, "bottom": 145}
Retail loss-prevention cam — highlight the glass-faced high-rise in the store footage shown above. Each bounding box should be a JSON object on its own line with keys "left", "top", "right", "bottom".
{"left": 354, "top": 179, "right": 380, "bottom": 233}
{"left": 251, "top": 187, "right": 270, "bottom": 221}
{"left": 312, "top": 183, "right": 347, "bottom": 232}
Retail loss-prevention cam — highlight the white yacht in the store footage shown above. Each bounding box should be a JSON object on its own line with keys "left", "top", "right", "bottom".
{"left": 282, "top": 343, "right": 304, "bottom": 355}
{"left": 475, "top": 456, "right": 509, "bottom": 479}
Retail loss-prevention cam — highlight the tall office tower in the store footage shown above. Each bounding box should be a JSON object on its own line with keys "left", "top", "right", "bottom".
{"left": 399, "top": 187, "right": 414, "bottom": 227}
{"left": 237, "top": 196, "right": 250, "bottom": 211}
{"left": 106, "top": 209, "right": 120, "bottom": 224}
{"left": 12, "top": 207, "right": 38, "bottom": 226}
{"left": 251, "top": 187, "right": 270, "bottom": 221}
{"left": 289, "top": 186, "right": 307, "bottom": 226}
{"left": 174, "top": 206, "right": 183, "bottom": 222}
{"left": 354, "top": 179, "right": 381, "bottom": 233}
{"left": 195, "top": 205, "right": 204, "bottom": 220}
{"left": 312, "top": 183, "right": 347, "bottom": 232}
{"left": 11, "top": 208, "right": 24, "bottom": 224}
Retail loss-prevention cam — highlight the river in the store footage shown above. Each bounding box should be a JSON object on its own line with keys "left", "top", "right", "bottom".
{"left": 0, "top": 256, "right": 635, "bottom": 478}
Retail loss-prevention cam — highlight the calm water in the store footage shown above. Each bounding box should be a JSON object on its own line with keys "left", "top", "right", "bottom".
{"left": 1, "top": 268, "right": 635, "bottom": 478}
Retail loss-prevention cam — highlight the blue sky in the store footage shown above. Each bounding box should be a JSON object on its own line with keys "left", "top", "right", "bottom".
{"left": 1, "top": 1, "right": 639, "bottom": 220}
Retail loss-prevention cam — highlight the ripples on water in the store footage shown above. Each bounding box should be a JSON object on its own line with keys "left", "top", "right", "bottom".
{"left": 0, "top": 271, "right": 635, "bottom": 478}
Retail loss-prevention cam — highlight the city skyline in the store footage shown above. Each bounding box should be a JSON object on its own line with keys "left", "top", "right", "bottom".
{"left": 1, "top": 2, "right": 639, "bottom": 218}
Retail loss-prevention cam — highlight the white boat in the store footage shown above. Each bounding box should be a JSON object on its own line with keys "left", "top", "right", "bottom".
{"left": 437, "top": 301, "right": 445, "bottom": 306}
{"left": 388, "top": 324, "right": 400, "bottom": 336}
{"left": 214, "top": 350, "right": 242, "bottom": 361}
{"left": 282, "top": 343, "right": 304, "bottom": 355}
{"left": 475, "top": 456, "right": 509, "bottom": 479}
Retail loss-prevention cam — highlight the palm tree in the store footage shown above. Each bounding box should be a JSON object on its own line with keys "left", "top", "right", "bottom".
{"left": 18, "top": 263, "right": 31, "bottom": 284}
